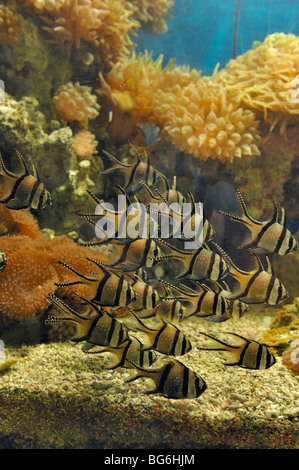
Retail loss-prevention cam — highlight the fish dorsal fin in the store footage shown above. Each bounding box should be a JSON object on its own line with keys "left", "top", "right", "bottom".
{"left": 101, "top": 149, "right": 132, "bottom": 168}
{"left": 48, "top": 293, "right": 89, "bottom": 322}
{"left": 15, "top": 149, "right": 30, "bottom": 175}
{"left": 127, "top": 307, "right": 157, "bottom": 332}
{"left": 139, "top": 179, "right": 161, "bottom": 203}
{"left": 197, "top": 331, "right": 240, "bottom": 350}
{"left": 0, "top": 152, "right": 17, "bottom": 178}
{"left": 156, "top": 238, "right": 193, "bottom": 256}
{"left": 248, "top": 251, "right": 265, "bottom": 273}
{"left": 211, "top": 242, "right": 243, "bottom": 275}
{"left": 115, "top": 184, "right": 132, "bottom": 206}
{"left": 57, "top": 260, "right": 99, "bottom": 282}
{"left": 85, "top": 257, "right": 120, "bottom": 277}
{"left": 86, "top": 189, "right": 102, "bottom": 205}
{"left": 128, "top": 141, "right": 141, "bottom": 164}
{"left": 271, "top": 201, "right": 279, "bottom": 223}
{"left": 235, "top": 189, "right": 258, "bottom": 224}
{"left": 264, "top": 256, "right": 275, "bottom": 275}
{"left": 177, "top": 283, "right": 201, "bottom": 296}
{"left": 225, "top": 331, "right": 251, "bottom": 344}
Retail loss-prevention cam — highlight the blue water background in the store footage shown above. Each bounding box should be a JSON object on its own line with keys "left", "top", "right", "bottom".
{"left": 136, "top": 0, "right": 299, "bottom": 75}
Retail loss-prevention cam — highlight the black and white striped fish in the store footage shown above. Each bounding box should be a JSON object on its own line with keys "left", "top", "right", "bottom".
{"left": 214, "top": 244, "right": 288, "bottom": 305}
{"left": 219, "top": 189, "right": 297, "bottom": 255}
{"left": 48, "top": 294, "right": 129, "bottom": 346}
{"left": 128, "top": 312, "right": 192, "bottom": 356}
{"left": 55, "top": 259, "right": 137, "bottom": 308}
{"left": 152, "top": 240, "right": 228, "bottom": 281}
{"left": 126, "top": 358, "right": 207, "bottom": 399}
{"left": 0, "top": 250, "right": 7, "bottom": 272}
{"left": 100, "top": 148, "right": 168, "bottom": 193}
{"left": 197, "top": 331, "right": 276, "bottom": 370}
{"left": 82, "top": 336, "right": 158, "bottom": 369}
{"left": 0, "top": 149, "right": 51, "bottom": 210}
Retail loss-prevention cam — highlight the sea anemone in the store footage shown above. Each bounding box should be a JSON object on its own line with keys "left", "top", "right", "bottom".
{"left": 53, "top": 82, "right": 100, "bottom": 126}
{"left": 214, "top": 33, "right": 299, "bottom": 133}
{"left": 282, "top": 339, "right": 299, "bottom": 375}
{"left": 72, "top": 129, "right": 98, "bottom": 160}
{"left": 153, "top": 78, "right": 261, "bottom": 163}
{"left": 0, "top": 5, "right": 21, "bottom": 46}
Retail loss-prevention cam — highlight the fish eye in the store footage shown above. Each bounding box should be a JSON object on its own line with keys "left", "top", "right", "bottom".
{"left": 153, "top": 248, "right": 159, "bottom": 257}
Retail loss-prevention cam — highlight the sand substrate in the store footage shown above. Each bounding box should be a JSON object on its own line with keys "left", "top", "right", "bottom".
{"left": 0, "top": 306, "right": 298, "bottom": 449}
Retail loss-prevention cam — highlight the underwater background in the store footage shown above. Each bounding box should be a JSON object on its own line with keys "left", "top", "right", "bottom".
{"left": 0, "top": 0, "right": 298, "bottom": 449}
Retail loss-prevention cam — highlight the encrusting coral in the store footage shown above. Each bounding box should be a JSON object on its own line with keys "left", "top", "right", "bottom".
{"left": 0, "top": 5, "right": 21, "bottom": 46}
{"left": 0, "top": 205, "right": 111, "bottom": 320}
{"left": 214, "top": 33, "right": 299, "bottom": 133}
{"left": 53, "top": 82, "right": 100, "bottom": 127}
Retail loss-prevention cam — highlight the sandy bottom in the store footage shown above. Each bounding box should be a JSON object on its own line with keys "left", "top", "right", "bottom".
{"left": 0, "top": 305, "right": 298, "bottom": 449}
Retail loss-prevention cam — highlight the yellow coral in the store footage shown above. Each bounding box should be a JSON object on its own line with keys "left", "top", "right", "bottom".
{"left": 53, "top": 82, "right": 100, "bottom": 126}
{"left": 0, "top": 5, "right": 21, "bottom": 46}
{"left": 153, "top": 78, "right": 261, "bottom": 163}
{"left": 130, "top": 0, "right": 174, "bottom": 35}
{"left": 214, "top": 33, "right": 299, "bottom": 132}
{"left": 22, "top": 0, "right": 69, "bottom": 14}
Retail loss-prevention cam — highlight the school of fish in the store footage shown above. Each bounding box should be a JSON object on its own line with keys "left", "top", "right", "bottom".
{"left": 0, "top": 148, "right": 297, "bottom": 399}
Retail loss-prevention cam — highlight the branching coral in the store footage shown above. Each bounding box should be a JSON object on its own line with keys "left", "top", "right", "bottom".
{"left": 153, "top": 78, "right": 261, "bottom": 163}
{"left": 0, "top": 5, "right": 21, "bottom": 46}
{"left": 53, "top": 81, "right": 100, "bottom": 126}
{"left": 0, "top": 205, "right": 111, "bottom": 320}
{"left": 214, "top": 33, "right": 299, "bottom": 132}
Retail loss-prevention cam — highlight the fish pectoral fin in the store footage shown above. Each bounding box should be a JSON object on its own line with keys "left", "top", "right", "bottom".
{"left": 6, "top": 198, "right": 27, "bottom": 210}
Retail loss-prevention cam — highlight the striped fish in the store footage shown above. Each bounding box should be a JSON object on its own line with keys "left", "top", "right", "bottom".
{"left": 205, "top": 280, "right": 249, "bottom": 319}
{"left": 126, "top": 358, "right": 207, "bottom": 399}
{"left": 84, "top": 238, "right": 162, "bottom": 272}
{"left": 215, "top": 244, "right": 288, "bottom": 305}
{"left": 0, "top": 250, "right": 7, "bottom": 272}
{"left": 159, "top": 281, "right": 231, "bottom": 322}
{"left": 82, "top": 336, "right": 158, "bottom": 369}
{"left": 219, "top": 189, "right": 297, "bottom": 255}
{"left": 55, "top": 259, "right": 137, "bottom": 308}
{"left": 129, "top": 312, "right": 192, "bottom": 356}
{"left": 48, "top": 294, "right": 129, "bottom": 346}
{"left": 100, "top": 148, "right": 168, "bottom": 193}
{"left": 198, "top": 331, "right": 276, "bottom": 370}
{"left": 152, "top": 240, "right": 228, "bottom": 281}
{"left": 127, "top": 275, "right": 161, "bottom": 313}
{"left": 0, "top": 149, "right": 51, "bottom": 210}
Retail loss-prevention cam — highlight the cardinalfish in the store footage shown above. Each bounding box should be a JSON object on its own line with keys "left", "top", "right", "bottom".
{"left": 159, "top": 280, "right": 231, "bottom": 323}
{"left": 215, "top": 244, "right": 288, "bottom": 305}
{"left": 197, "top": 332, "right": 276, "bottom": 370}
{"left": 204, "top": 280, "right": 249, "bottom": 319}
{"left": 82, "top": 336, "right": 158, "bottom": 370}
{"left": 126, "top": 274, "right": 161, "bottom": 313}
{"left": 55, "top": 259, "right": 137, "bottom": 308}
{"left": 128, "top": 312, "right": 192, "bottom": 356}
{"left": 219, "top": 189, "right": 297, "bottom": 255}
{"left": 99, "top": 148, "right": 168, "bottom": 193}
{"left": 152, "top": 240, "right": 228, "bottom": 281}
{"left": 0, "top": 149, "right": 51, "bottom": 210}
{"left": 48, "top": 294, "right": 129, "bottom": 347}
{"left": 0, "top": 251, "right": 7, "bottom": 272}
{"left": 126, "top": 358, "right": 207, "bottom": 399}
{"left": 84, "top": 238, "right": 162, "bottom": 272}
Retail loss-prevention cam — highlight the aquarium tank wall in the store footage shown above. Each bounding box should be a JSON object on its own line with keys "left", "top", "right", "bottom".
{"left": 0, "top": 0, "right": 298, "bottom": 450}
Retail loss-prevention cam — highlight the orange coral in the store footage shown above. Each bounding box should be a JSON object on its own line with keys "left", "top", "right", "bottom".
{"left": 72, "top": 129, "right": 98, "bottom": 160}
{"left": 0, "top": 5, "right": 21, "bottom": 46}
{"left": 214, "top": 33, "right": 299, "bottom": 132}
{"left": 153, "top": 78, "right": 261, "bottom": 163}
{"left": 0, "top": 206, "right": 111, "bottom": 320}
{"left": 282, "top": 339, "right": 299, "bottom": 375}
{"left": 53, "top": 82, "right": 100, "bottom": 126}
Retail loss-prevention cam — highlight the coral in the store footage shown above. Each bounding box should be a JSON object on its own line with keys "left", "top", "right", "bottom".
{"left": 0, "top": 5, "right": 21, "bottom": 46}
{"left": 99, "top": 51, "right": 164, "bottom": 143}
{"left": 53, "top": 82, "right": 100, "bottom": 127}
{"left": 153, "top": 78, "right": 261, "bottom": 163}
{"left": 0, "top": 205, "right": 111, "bottom": 320}
{"left": 130, "top": 0, "right": 174, "bottom": 35}
{"left": 282, "top": 339, "right": 299, "bottom": 375}
{"left": 72, "top": 129, "right": 98, "bottom": 160}
{"left": 22, "top": 0, "right": 69, "bottom": 14}
{"left": 214, "top": 33, "right": 299, "bottom": 132}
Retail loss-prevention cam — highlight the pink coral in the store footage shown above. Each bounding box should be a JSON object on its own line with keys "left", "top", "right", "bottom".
{"left": 72, "top": 129, "right": 98, "bottom": 160}
{"left": 282, "top": 339, "right": 299, "bottom": 375}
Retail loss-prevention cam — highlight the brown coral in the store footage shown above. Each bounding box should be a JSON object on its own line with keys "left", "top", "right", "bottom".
{"left": 214, "top": 33, "right": 299, "bottom": 132}
{"left": 0, "top": 5, "right": 21, "bottom": 46}
{"left": 53, "top": 82, "right": 100, "bottom": 126}
{"left": 0, "top": 205, "right": 111, "bottom": 320}
{"left": 153, "top": 78, "right": 261, "bottom": 163}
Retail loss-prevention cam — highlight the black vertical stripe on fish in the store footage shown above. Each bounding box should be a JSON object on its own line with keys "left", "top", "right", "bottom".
{"left": 206, "top": 251, "right": 216, "bottom": 279}
{"left": 275, "top": 282, "right": 283, "bottom": 305}
{"left": 114, "top": 275, "right": 124, "bottom": 305}
{"left": 8, "top": 174, "right": 27, "bottom": 202}
{"left": 182, "top": 364, "right": 190, "bottom": 398}
{"left": 126, "top": 159, "right": 141, "bottom": 188}
{"left": 152, "top": 322, "right": 168, "bottom": 350}
{"left": 185, "top": 247, "right": 202, "bottom": 277}
{"left": 265, "top": 274, "right": 276, "bottom": 304}
{"left": 169, "top": 328, "right": 181, "bottom": 356}
{"left": 113, "top": 243, "right": 131, "bottom": 266}
{"left": 106, "top": 316, "right": 117, "bottom": 344}
{"left": 236, "top": 339, "right": 250, "bottom": 366}
{"left": 140, "top": 238, "right": 152, "bottom": 267}
{"left": 28, "top": 179, "right": 42, "bottom": 206}
{"left": 196, "top": 290, "right": 206, "bottom": 313}
{"left": 274, "top": 224, "right": 287, "bottom": 254}
{"left": 255, "top": 343, "right": 264, "bottom": 369}
{"left": 158, "top": 361, "right": 173, "bottom": 395}
{"left": 142, "top": 282, "right": 149, "bottom": 308}
{"left": 126, "top": 281, "right": 134, "bottom": 305}
{"left": 241, "top": 269, "right": 261, "bottom": 299}
{"left": 87, "top": 316, "right": 103, "bottom": 341}
{"left": 95, "top": 270, "right": 111, "bottom": 303}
